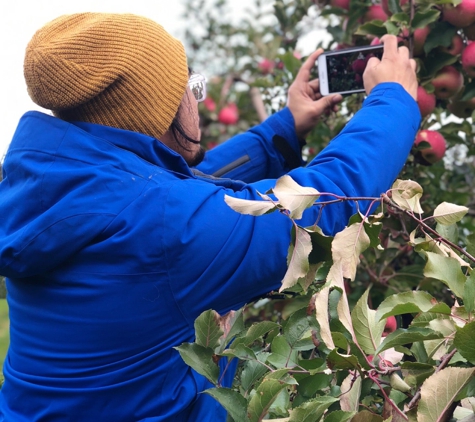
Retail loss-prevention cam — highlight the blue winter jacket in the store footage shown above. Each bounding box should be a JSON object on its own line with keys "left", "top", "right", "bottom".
{"left": 0, "top": 83, "right": 420, "bottom": 421}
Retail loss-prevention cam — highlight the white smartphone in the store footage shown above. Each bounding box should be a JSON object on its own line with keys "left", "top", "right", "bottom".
{"left": 317, "top": 44, "right": 384, "bottom": 96}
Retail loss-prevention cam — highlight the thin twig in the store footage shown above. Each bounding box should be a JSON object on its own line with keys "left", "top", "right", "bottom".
{"left": 406, "top": 348, "right": 458, "bottom": 410}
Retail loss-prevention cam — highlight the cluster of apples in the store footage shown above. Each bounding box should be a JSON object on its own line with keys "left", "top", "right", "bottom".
{"left": 327, "top": 0, "right": 475, "bottom": 164}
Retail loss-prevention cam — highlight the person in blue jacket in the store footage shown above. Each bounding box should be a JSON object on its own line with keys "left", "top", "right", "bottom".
{"left": 0, "top": 12, "right": 419, "bottom": 422}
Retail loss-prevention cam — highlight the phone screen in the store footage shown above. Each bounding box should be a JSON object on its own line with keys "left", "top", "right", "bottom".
{"left": 318, "top": 45, "right": 384, "bottom": 95}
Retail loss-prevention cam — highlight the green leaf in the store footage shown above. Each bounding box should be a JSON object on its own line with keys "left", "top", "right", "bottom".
{"left": 454, "top": 321, "right": 475, "bottom": 363}
{"left": 204, "top": 387, "right": 249, "bottom": 422}
{"left": 241, "top": 359, "right": 269, "bottom": 393}
{"left": 423, "top": 22, "right": 458, "bottom": 55}
{"left": 195, "top": 309, "right": 223, "bottom": 349}
{"left": 297, "top": 373, "right": 333, "bottom": 398}
{"left": 418, "top": 367, "right": 475, "bottom": 422}
{"left": 401, "top": 362, "right": 435, "bottom": 388}
{"left": 283, "top": 308, "right": 311, "bottom": 347}
{"left": 390, "top": 12, "right": 409, "bottom": 23}
{"left": 247, "top": 378, "right": 288, "bottom": 422}
{"left": 326, "top": 349, "right": 361, "bottom": 370}
{"left": 390, "top": 373, "right": 412, "bottom": 393}
{"left": 433, "top": 202, "right": 468, "bottom": 225}
{"left": 424, "top": 318, "right": 456, "bottom": 361}
{"left": 420, "top": 51, "right": 459, "bottom": 78}
{"left": 355, "top": 22, "right": 388, "bottom": 37}
{"left": 411, "top": 10, "right": 441, "bottom": 28}
{"left": 265, "top": 368, "right": 298, "bottom": 384}
{"left": 307, "top": 227, "right": 333, "bottom": 264}
{"left": 375, "top": 327, "right": 444, "bottom": 355}
{"left": 224, "top": 194, "right": 277, "bottom": 216}
{"left": 272, "top": 175, "right": 320, "bottom": 219}
{"left": 233, "top": 321, "right": 280, "bottom": 348}
{"left": 288, "top": 396, "right": 338, "bottom": 422}
{"left": 351, "top": 288, "right": 386, "bottom": 354}
{"left": 364, "top": 221, "right": 383, "bottom": 249}
{"left": 411, "top": 312, "right": 449, "bottom": 328}
{"left": 375, "top": 291, "right": 450, "bottom": 322}
{"left": 174, "top": 343, "right": 219, "bottom": 384}
{"left": 423, "top": 251, "right": 466, "bottom": 299}
{"left": 461, "top": 81, "right": 475, "bottom": 101}
{"left": 324, "top": 411, "right": 356, "bottom": 422}
{"left": 280, "top": 225, "right": 312, "bottom": 292}
{"left": 384, "top": 20, "right": 400, "bottom": 35}
{"left": 268, "top": 388, "right": 290, "bottom": 418}
{"left": 387, "top": 0, "right": 403, "bottom": 14}
{"left": 435, "top": 222, "right": 458, "bottom": 244}
{"left": 267, "top": 336, "right": 298, "bottom": 368}
{"left": 464, "top": 272, "right": 475, "bottom": 314}
{"left": 279, "top": 51, "right": 303, "bottom": 75}
{"left": 466, "top": 233, "right": 475, "bottom": 258}
{"left": 221, "top": 344, "right": 257, "bottom": 361}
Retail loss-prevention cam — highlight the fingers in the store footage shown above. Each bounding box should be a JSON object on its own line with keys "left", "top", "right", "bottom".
{"left": 319, "top": 94, "right": 343, "bottom": 110}
{"left": 380, "top": 34, "right": 399, "bottom": 59}
{"left": 398, "top": 45, "right": 410, "bottom": 60}
{"left": 295, "top": 49, "right": 324, "bottom": 82}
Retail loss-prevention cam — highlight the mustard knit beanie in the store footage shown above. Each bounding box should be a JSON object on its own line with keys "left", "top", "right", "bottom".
{"left": 24, "top": 13, "right": 189, "bottom": 139}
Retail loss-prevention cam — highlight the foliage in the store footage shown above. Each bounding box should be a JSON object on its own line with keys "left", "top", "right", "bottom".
{"left": 180, "top": 0, "right": 475, "bottom": 420}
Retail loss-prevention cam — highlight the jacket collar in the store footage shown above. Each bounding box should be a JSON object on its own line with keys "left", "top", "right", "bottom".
{"left": 71, "top": 118, "right": 195, "bottom": 177}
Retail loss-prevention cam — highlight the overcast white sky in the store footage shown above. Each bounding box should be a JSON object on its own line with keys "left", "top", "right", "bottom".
{"left": 1, "top": 1, "right": 324, "bottom": 156}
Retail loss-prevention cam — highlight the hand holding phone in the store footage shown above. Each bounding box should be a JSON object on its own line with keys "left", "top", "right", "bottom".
{"left": 317, "top": 36, "right": 418, "bottom": 99}
{"left": 362, "top": 35, "right": 418, "bottom": 100}
{"left": 317, "top": 44, "right": 384, "bottom": 96}
{"left": 287, "top": 49, "right": 344, "bottom": 139}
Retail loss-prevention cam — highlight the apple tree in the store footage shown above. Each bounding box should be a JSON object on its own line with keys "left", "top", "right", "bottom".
{"left": 178, "top": 0, "right": 475, "bottom": 420}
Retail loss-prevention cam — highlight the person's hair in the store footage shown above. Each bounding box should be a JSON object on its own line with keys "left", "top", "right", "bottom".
{"left": 168, "top": 118, "right": 201, "bottom": 151}
{"left": 168, "top": 68, "right": 201, "bottom": 151}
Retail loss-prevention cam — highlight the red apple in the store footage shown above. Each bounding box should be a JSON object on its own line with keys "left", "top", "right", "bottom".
{"left": 462, "top": 41, "right": 475, "bottom": 77}
{"left": 363, "top": 4, "right": 389, "bottom": 22}
{"left": 417, "top": 86, "right": 436, "bottom": 117}
{"left": 381, "top": 0, "right": 408, "bottom": 15}
{"left": 443, "top": 0, "right": 475, "bottom": 28}
{"left": 202, "top": 97, "right": 216, "bottom": 112}
{"left": 431, "top": 65, "right": 464, "bottom": 99}
{"left": 414, "top": 129, "right": 447, "bottom": 164}
{"left": 413, "top": 26, "right": 431, "bottom": 56}
{"left": 383, "top": 316, "right": 397, "bottom": 336}
{"left": 218, "top": 103, "right": 239, "bottom": 125}
{"left": 336, "top": 42, "right": 352, "bottom": 50}
{"left": 352, "top": 58, "right": 367, "bottom": 74}
{"left": 257, "top": 58, "right": 274, "bottom": 75}
{"left": 440, "top": 33, "right": 465, "bottom": 55}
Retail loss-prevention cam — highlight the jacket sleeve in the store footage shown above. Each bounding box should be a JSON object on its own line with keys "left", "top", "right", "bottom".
{"left": 195, "top": 107, "right": 305, "bottom": 182}
{"left": 268, "top": 82, "right": 421, "bottom": 234}
{"left": 162, "top": 83, "right": 421, "bottom": 320}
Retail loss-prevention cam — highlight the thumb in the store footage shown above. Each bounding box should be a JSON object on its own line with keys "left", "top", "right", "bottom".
{"left": 316, "top": 94, "right": 343, "bottom": 113}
